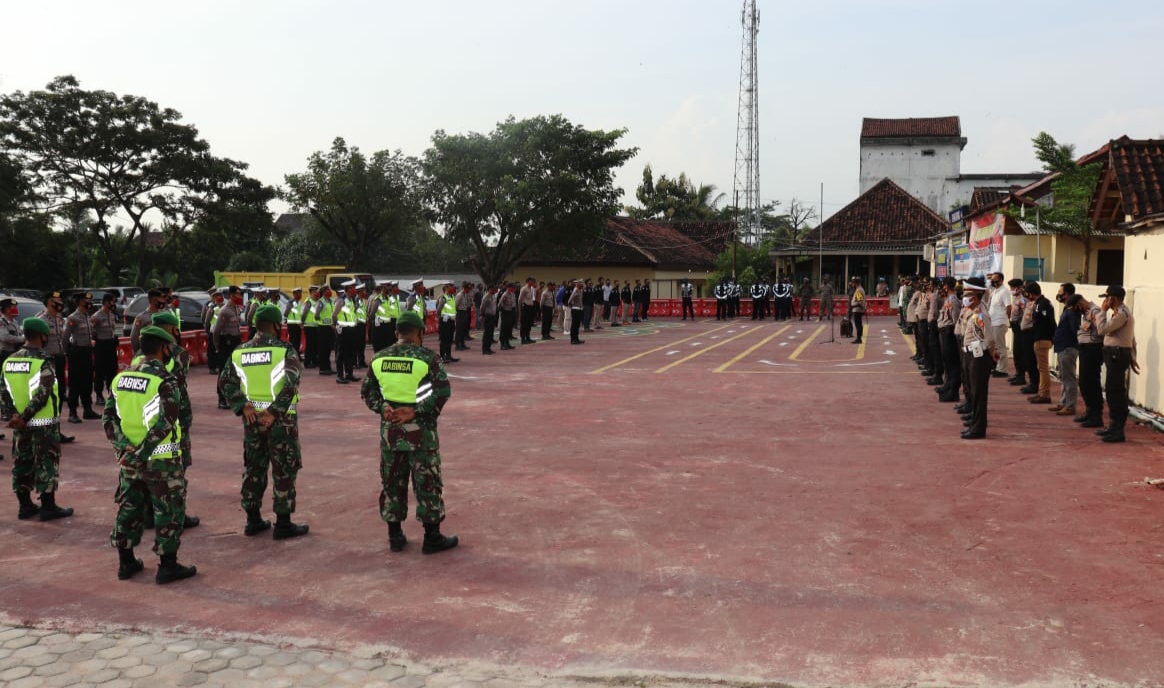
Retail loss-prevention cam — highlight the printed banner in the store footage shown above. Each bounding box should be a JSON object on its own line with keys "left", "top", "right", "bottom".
{"left": 964, "top": 213, "right": 1004, "bottom": 277}
{"left": 952, "top": 244, "right": 971, "bottom": 278}
{"left": 934, "top": 247, "right": 949, "bottom": 278}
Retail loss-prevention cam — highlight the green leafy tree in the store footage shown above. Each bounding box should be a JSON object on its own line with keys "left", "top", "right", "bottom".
{"left": 422, "top": 115, "right": 637, "bottom": 286}
{"left": 0, "top": 151, "right": 72, "bottom": 290}
{"left": 1009, "top": 132, "right": 1103, "bottom": 282}
{"left": 271, "top": 220, "right": 348, "bottom": 273}
{"left": 628, "top": 166, "right": 725, "bottom": 220}
{"left": 282, "top": 137, "right": 423, "bottom": 271}
{"left": 0, "top": 76, "right": 273, "bottom": 283}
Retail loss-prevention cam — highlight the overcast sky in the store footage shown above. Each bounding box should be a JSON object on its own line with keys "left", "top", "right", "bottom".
{"left": 3, "top": 0, "right": 1162, "bottom": 222}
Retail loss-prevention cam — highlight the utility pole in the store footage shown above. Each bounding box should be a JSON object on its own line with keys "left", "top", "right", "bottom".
{"left": 732, "top": 0, "right": 761, "bottom": 246}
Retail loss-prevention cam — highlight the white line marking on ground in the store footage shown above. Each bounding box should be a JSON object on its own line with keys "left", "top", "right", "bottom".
{"left": 834, "top": 360, "right": 890, "bottom": 367}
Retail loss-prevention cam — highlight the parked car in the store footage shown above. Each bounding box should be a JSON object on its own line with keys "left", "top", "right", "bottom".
{"left": 121, "top": 291, "right": 210, "bottom": 336}
{"left": 9, "top": 297, "right": 44, "bottom": 327}
{"left": 96, "top": 286, "right": 146, "bottom": 319}
{"left": 0, "top": 288, "right": 44, "bottom": 300}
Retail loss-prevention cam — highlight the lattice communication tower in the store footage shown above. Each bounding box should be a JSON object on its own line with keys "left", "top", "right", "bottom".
{"left": 733, "top": 0, "right": 762, "bottom": 245}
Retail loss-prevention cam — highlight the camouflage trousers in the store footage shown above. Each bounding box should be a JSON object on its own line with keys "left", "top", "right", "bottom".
{"left": 241, "top": 418, "right": 302, "bottom": 515}
{"left": 110, "top": 460, "right": 187, "bottom": 555}
{"left": 10, "top": 426, "right": 61, "bottom": 497}
{"left": 379, "top": 425, "right": 445, "bottom": 524}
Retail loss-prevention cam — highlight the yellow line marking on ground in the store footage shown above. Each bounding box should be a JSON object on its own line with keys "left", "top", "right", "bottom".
{"left": 900, "top": 325, "right": 917, "bottom": 355}
{"left": 787, "top": 325, "right": 826, "bottom": 361}
{"left": 713, "top": 325, "right": 794, "bottom": 373}
{"left": 589, "top": 322, "right": 736, "bottom": 374}
{"left": 654, "top": 327, "right": 761, "bottom": 374}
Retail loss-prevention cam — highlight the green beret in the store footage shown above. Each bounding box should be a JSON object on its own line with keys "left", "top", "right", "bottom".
{"left": 255, "top": 304, "right": 283, "bottom": 325}
{"left": 139, "top": 325, "right": 176, "bottom": 346}
{"left": 397, "top": 311, "right": 425, "bottom": 330}
{"left": 152, "top": 311, "right": 181, "bottom": 328}
{"left": 22, "top": 317, "right": 50, "bottom": 336}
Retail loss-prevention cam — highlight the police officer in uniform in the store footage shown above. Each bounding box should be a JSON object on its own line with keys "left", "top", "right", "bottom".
{"left": 361, "top": 310, "right": 458, "bottom": 554}
{"left": 480, "top": 284, "right": 498, "bottom": 355}
{"left": 106, "top": 325, "right": 197, "bottom": 583}
{"left": 213, "top": 286, "right": 245, "bottom": 409}
{"left": 818, "top": 275, "right": 834, "bottom": 321}
{"left": 63, "top": 292, "right": 99, "bottom": 423}
{"left": 283, "top": 287, "right": 304, "bottom": 356}
{"left": 959, "top": 277, "right": 998, "bottom": 440}
{"left": 372, "top": 281, "right": 402, "bottom": 351}
{"left": 498, "top": 282, "right": 517, "bottom": 349}
{"left": 301, "top": 285, "right": 319, "bottom": 368}
{"left": 0, "top": 298, "right": 25, "bottom": 365}
{"left": 714, "top": 280, "right": 727, "bottom": 320}
{"left": 334, "top": 281, "right": 360, "bottom": 383}
{"left": 454, "top": 282, "right": 473, "bottom": 351}
{"left": 749, "top": 280, "right": 764, "bottom": 320}
{"left": 313, "top": 285, "right": 337, "bottom": 375}
{"left": 1096, "top": 286, "right": 1137, "bottom": 443}
{"left": 435, "top": 282, "right": 459, "bottom": 364}
{"left": 680, "top": 279, "right": 695, "bottom": 320}
{"left": 1, "top": 317, "right": 73, "bottom": 521}
{"left": 92, "top": 292, "right": 120, "bottom": 403}
{"left": 202, "top": 289, "right": 223, "bottom": 374}
{"left": 220, "top": 304, "right": 309, "bottom": 540}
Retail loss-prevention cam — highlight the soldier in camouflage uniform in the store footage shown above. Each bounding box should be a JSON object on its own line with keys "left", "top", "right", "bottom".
{"left": 1, "top": 317, "right": 74, "bottom": 521}
{"left": 219, "top": 304, "right": 309, "bottom": 541}
{"left": 106, "top": 326, "right": 197, "bottom": 583}
{"left": 149, "top": 311, "right": 201, "bottom": 529}
{"left": 361, "top": 310, "right": 458, "bottom": 554}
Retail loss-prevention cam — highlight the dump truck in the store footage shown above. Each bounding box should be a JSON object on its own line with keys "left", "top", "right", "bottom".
{"left": 214, "top": 266, "right": 347, "bottom": 292}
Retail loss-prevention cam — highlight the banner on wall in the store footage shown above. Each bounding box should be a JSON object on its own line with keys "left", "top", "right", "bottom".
{"left": 952, "top": 243, "right": 971, "bottom": 277}
{"left": 964, "top": 212, "right": 1005, "bottom": 277}
{"left": 934, "top": 247, "right": 949, "bottom": 278}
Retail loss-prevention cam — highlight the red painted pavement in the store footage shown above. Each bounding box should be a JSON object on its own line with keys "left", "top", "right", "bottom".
{"left": 1, "top": 316, "right": 1162, "bottom": 686}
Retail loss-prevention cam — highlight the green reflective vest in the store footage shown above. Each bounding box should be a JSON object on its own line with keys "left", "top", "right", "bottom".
{"left": 355, "top": 297, "right": 367, "bottom": 324}
{"left": 112, "top": 369, "right": 181, "bottom": 460}
{"left": 440, "top": 296, "right": 456, "bottom": 320}
{"left": 1, "top": 355, "right": 59, "bottom": 426}
{"left": 409, "top": 296, "right": 425, "bottom": 318}
{"left": 303, "top": 298, "right": 317, "bottom": 327}
{"left": 336, "top": 299, "right": 357, "bottom": 328}
{"left": 210, "top": 304, "right": 222, "bottom": 329}
{"left": 231, "top": 346, "right": 298, "bottom": 413}
{"left": 317, "top": 299, "right": 334, "bottom": 326}
{"left": 286, "top": 301, "right": 303, "bottom": 325}
{"left": 376, "top": 295, "right": 401, "bottom": 324}
{"left": 372, "top": 355, "right": 433, "bottom": 405}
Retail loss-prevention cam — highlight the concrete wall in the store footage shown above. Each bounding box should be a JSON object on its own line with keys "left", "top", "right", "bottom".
{"left": 1000, "top": 234, "right": 1125, "bottom": 284}
{"left": 1124, "top": 229, "right": 1164, "bottom": 412}
{"left": 860, "top": 142, "right": 960, "bottom": 213}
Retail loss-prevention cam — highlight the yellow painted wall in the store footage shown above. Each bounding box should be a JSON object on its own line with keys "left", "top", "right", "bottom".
{"left": 1001, "top": 235, "right": 1123, "bottom": 283}
{"left": 1124, "top": 230, "right": 1164, "bottom": 412}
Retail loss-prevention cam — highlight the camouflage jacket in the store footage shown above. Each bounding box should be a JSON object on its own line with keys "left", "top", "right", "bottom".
{"left": 0, "top": 346, "right": 57, "bottom": 423}
{"left": 172, "top": 344, "right": 193, "bottom": 430}
{"left": 103, "top": 358, "right": 182, "bottom": 470}
{"left": 361, "top": 341, "right": 451, "bottom": 450}
{"left": 219, "top": 331, "right": 302, "bottom": 420}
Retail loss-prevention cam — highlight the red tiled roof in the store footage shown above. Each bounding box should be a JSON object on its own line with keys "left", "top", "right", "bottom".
{"left": 521, "top": 217, "right": 732, "bottom": 269}
{"left": 799, "top": 179, "right": 950, "bottom": 250}
{"left": 1108, "top": 136, "right": 1164, "bottom": 221}
{"left": 970, "top": 187, "right": 1015, "bottom": 211}
{"left": 861, "top": 117, "right": 961, "bottom": 139}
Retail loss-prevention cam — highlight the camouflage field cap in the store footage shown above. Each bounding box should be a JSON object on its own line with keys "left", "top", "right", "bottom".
{"left": 22, "top": 317, "right": 50, "bottom": 336}
{"left": 152, "top": 311, "right": 181, "bottom": 328}
{"left": 139, "top": 325, "right": 176, "bottom": 346}
{"left": 397, "top": 311, "right": 425, "bottom": 330}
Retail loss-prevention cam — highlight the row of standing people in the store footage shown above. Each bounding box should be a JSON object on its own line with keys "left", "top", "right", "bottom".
{"left": 904, "top": 273, "right": 1139, "bottom": 442}
{"left": 1, "top": 299, "right": 461, "bottom": 585}
{"left": 714, "top": 276, "right": 838, "bottom": 322}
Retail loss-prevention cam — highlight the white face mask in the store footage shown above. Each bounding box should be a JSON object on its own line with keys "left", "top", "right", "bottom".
{"left": 962, "top": 296, "right": 972, "bottom": 308}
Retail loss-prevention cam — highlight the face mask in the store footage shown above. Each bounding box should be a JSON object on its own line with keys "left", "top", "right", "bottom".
{"left": 161, "top": 347, "right": 172, "bottom": 365}
{"left": 962, "top": 297, "right": 972, "bottom": 308}
{"left": 1056, "top": 294, "right": 1065, "bottom": 303}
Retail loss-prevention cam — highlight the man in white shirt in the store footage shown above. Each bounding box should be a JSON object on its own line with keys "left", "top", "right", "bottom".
{"left": 986, "top": 272, "right": 1013, "bottom": 377}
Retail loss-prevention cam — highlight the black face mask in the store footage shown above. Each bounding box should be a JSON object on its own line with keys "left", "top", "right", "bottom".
{"left": 1056, "top": 294, "right": 1065, "bottom": 303}
{"left": 161, "top": 347, "right": 173, "bottom": 365}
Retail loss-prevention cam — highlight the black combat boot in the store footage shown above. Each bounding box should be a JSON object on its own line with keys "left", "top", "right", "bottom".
{"left": 244, "top": 509, "right": 271, "bottom": 536}
{"left": 117, "top": 547, "right": 144, "bottom": 580}
{"left": 1102, "top": 419, "right": 1127, "bottom": 443}
{"left": 16, "top": 491, "right": 40, "bottom": 520}
{"left": 155, "top": 552, "right": 197, "bottom": 584}
{"left": 422, "top": 522, "right": 458, "bottom": 555}
{"left": 183, "top": 514, "right": 201, "bottom": 528}
{"left": 38, "top": 492, "right": 74, "bottom": 521}
{"left": 272, "top": 512, "right": 309, "bottom": 540}
{"left": 1080, "top": 413, "right": 1105, "bottom": 429}
{"left": 388, "top": 522, "right": 407, "bottom": 552}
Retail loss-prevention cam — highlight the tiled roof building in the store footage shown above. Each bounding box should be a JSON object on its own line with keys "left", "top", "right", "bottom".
{"left": 799, "top": 179, "right": 949, "bottom": 253}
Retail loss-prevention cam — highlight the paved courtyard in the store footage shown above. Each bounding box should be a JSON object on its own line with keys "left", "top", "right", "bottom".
{"left": 1, "top": 316, "right": 1162, "bottom": 687}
